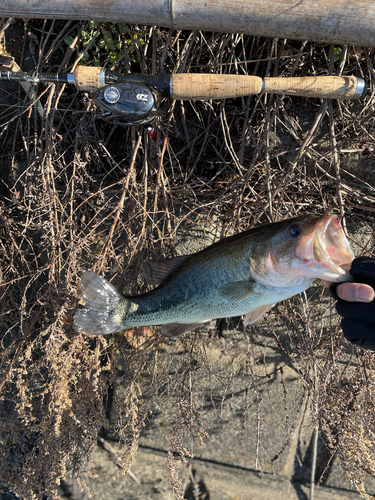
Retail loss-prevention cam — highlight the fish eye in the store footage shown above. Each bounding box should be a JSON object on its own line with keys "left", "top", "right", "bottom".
{"left": 289, "top": 225, "right": 302, "bottom": 237}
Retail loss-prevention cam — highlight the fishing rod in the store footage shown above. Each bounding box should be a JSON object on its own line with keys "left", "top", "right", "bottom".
{"left": 0, "top": 65, "right": 367, "bottom": 126}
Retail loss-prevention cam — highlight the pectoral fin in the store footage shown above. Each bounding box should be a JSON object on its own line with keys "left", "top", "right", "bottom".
{"left": 218, "top": 280, "right": 256, "bottom": 301}
{"left": 161, "top": 321, "right": 207, "bottom": 337}
{"left": 142, "top": 255, "right": 191, "bottom": 286}
{"left": 243, "top": 303, "right": 275, "bottom": 325}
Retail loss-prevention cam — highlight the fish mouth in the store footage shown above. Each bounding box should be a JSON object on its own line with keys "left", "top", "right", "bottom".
{"left": 295, "top": 214, "right": 354, "bottom": 282}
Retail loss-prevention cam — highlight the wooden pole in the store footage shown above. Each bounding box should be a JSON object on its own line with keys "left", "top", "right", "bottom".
{"left": 1, "top": 0, "right": 375, "bottom": 47}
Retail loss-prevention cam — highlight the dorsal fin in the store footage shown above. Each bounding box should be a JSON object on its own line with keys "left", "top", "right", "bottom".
{"left": 142, "top": 255, "right": 191, "bottom": 286}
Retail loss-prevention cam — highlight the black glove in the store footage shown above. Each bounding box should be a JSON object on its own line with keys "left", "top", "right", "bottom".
{"left": 330, "top": 257, "right": 375, "bottom": 351}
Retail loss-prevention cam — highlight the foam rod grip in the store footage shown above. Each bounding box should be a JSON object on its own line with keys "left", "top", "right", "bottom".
{"left": 171, "top": 74, "right": 263, "bottom": 100}
{"left": 263, "top": 76, "right": 361, "bottom": 99}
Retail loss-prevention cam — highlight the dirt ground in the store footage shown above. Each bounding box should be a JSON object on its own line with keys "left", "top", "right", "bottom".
{"left": 59, "top": 307, "right": 375, "bottom": 500}
{"left": 1, "top": 16, "right": 375, "bottom": 500}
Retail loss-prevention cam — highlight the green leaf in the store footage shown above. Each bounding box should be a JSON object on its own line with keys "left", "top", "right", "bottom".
{"left": 107, "top": 52, "right": 118, "bottom": 64}
{"left": 82, "top": 52, "right": 90, "bottom": 61}
{"left": 333, "top": 46, "right": 342, "bottom": 62}
{"left": 104, "top": 33, "right": 116, "bottom": 51}
{"left": 64, "top": 35, "right": 74, "bottom": 46}
{"left": 81, "top": 29, "right": 90, "bottom": 40}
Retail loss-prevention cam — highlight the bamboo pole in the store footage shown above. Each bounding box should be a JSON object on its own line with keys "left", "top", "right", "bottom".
{"left": 1, "top": 0, "right": 375, "bottom": 47}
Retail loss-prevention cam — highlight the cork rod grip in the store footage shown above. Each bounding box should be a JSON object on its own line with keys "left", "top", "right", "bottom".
{"left": 263, "top": 76, "right": 360, "bottom": 99}
{"left": 74, "top": 66, "right": 104, "bottom": 91}
{"left": 171, "top": 74, "right": 263, "bottom": 100}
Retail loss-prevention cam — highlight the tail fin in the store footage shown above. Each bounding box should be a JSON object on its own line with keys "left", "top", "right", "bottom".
{"left": 73, "top": 271, "right": 125, "bottom": 335}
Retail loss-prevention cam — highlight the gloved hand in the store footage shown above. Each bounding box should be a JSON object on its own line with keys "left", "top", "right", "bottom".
{"left": 330, "top": 257, "right": 375, "bottom": 351}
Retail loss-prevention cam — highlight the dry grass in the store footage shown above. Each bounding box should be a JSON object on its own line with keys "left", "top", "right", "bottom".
{"left": 0, "top": 17, "right": 375, "bottom": 499}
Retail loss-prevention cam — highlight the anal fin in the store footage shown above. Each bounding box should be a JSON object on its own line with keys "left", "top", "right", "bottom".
{"left": 161, "top": 321, "right": 207, "bottom": 338}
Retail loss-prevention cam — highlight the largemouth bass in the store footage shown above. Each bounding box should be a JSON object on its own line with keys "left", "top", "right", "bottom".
{"left": 73, "top": 214, "right": 354, "bottom": 337}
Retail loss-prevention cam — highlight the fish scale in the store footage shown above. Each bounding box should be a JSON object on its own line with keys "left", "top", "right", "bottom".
{"left": 120, "top": 236, "right": 256, "bottom": 324}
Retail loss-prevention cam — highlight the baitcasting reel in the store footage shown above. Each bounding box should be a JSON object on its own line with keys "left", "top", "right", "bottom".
{"left": 92, "top": 81, "right": 158, "bottom": 126}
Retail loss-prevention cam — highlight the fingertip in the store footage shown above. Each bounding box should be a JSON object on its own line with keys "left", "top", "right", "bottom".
{"left": 354, "top": 285, "right": 375, "bottom": 302}
{"left": 336, "top": 283, "right": 374, "bottom": 303}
